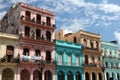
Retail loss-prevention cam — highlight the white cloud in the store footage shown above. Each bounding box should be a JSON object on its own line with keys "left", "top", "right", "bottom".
{"left": 60, "top": 18, "right": 90, "bottom": 33}
{"left": 99, "top": 3, "right": 120, "bottom": 13}
{"left": 114, "top": 31, "right": 120, "bottom": 46}
{"left": 10, "top": 0, "right": 37, "bottom": 4}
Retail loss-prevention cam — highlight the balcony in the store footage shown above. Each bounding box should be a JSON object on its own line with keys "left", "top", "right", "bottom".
{"left": 82, "top": 63, "right": 97, "bottom": 67}
{"left": 0, "top": 56, "right": 20, "bottom": 63}
{"left": 22, "top": 55, "right": 56, "bottom": 65}
{"left": 21, "top": 15, "right": 56, "bottom": 30}
{"left": 57, "top": 62, "right": 81, "bottom": 67}
{"left": 83, "top": 46, "right": 99, "bottom": 51}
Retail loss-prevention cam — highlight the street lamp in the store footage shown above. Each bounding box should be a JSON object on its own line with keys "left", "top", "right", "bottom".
{"left": 38, "top": 57, "right": 44, "bottom": 80}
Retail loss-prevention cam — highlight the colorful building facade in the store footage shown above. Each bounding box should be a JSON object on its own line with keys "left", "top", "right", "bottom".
{"left": 55, "top": 40, "right": 84, "bottom": 80}
{"left": 55, "top": 29, "right": 104, "bottom": 80}
{"left": 102, "top": 41, "right": 120, "bottom": 80}
{"left": 0, "top": 32, "right": 19, "bottom": 80}
{"left": 0, "top": 2, "right": 56, "bottom": 80}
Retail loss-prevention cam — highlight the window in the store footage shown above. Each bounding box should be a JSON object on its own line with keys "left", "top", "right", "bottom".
{"left": 96, "top": 41, "right": 99, "bottom": 49}
{"left": 90, "top": 40, "right": 94, "bottom": 48}
{"left": 58, "top": 54, "right": 63, "bottom": 65}
{"left": 46, "top": 17, "right": 51, "bottom": 26}
{"left": 25, "top": 26, "right": 30, "bottom": 38}
{"left": 111, "top": 62, "right": 113, "bottom": 68}
{"left": 46, "top": 31, "right": 51, "bottom": 41}
{"left": 36, "top": 29, "right": 41, "bottom": 39}
{"left": 85, "top": 55, "right": 88, "bottom": 65}
{"left": 26, "top": 11, "right": 31, "bottom": 21}
{"left": 74, "top": 37, "right": 77, "bottom": 43}
{"left": 104, "top": 48, "right": 107, "bottom": 56}
{"left": 106, "top": 62, "right": 108, "bottom": 68}
{"left": 83, "top": 39, "right": 87, "bottom": 47}
{"left": 35, "top": 50, "right": 40, "bottom": 57}
{"left": 68, "top": 55, "right": 71, "bottom": 66}
{"left": 76, "top": 56, "right": 79, "bottom": 66}
{"left": 6, "top": 46, "right": 14, "bottom": 62}
{"left": 36, "top": 14, "right": 41, "bottom": 24}
{"left": 23, "top": 48, "right": 29, "bottom": 56}
{"left": 46, "top": 51, "right": 51, "bottom": 62}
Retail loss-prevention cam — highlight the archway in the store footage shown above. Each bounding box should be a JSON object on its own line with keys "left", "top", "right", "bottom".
{"left": 117, "top": 73, "right": 120, "bottom": 80}
{"left": 45, "top": 70, "right": 52, "bottom": 80}
{"left": 92, "top": 72, "right": 96, "bottom": 80}
{"left": 20, "top": 69, "right": 30, "bottom": 80}
{"left": 58, "top": 71, "right": 64, "bottom": 80}
{"left": 106, "top": 72, "right": 110, "bottom": 80}
{"left": 67, "top": 71, "right": 73, "bottom": 80}
{"left": 112, "top": 72, "right": 115, "bottom": 80}
{"left": 33, "top": 70, "right": 41, "bottom": 80}
{"left": 85, "top": 72, "right": 90, "bottom": 80}
{"left": 76, "top": 71, "right": 81, "bottom": 80}
{"left": 2, "top": 68, "right": 14, "bottom": 80}
{"left": 98, "top": 73, "right": 102, "bottom": 80}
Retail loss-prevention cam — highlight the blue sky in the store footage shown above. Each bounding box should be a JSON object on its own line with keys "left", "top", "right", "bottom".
{"left": 0, "top": 0, "right": 120, "bottom": 47}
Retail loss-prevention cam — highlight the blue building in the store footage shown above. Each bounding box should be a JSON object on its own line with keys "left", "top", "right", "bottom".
{"left": 102, "top": 41, "right": 120, "bottom": 80}
{"left": 55, "top": 40, "right": 84, "bottom": 80}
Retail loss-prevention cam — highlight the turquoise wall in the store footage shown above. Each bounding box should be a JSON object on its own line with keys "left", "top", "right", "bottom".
{"left": 102, "top": 41, "right": 120, "bottom": 80}
{"left": 55, "top": 40, "right": 84, "bottom": 80}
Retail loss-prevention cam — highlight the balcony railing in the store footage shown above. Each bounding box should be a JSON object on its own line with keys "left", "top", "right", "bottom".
{"left": 0, "top": 56, "right": 20, "bottom": 63}
{"left": 82, "top": 63, "right": 97, "bottom": 67}
{"left": 21, "top": 15, "right": 56, "bottom": 28}
{"left": 83, "top": 46, "right": 99, "bottom": 51}
{"left": 57, "top": 61, "right": 81, "bottom": 66}
{"left": 22, "top": 55, "right": 56, "bottom": 65}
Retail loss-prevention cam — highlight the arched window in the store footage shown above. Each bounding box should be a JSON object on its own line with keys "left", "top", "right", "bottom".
{"left": 98, "top": 73, "right": 102, "bottom": 80}
{"left": 67, "top": 71, "right": 73, "bottom": 80}
{"left": 85, "top": 72, "right": 89, "bottom": 80}
{"left": 46, "top": 31, "right": 51, "bottom": 41}
{"left": 90, "top": 40, "right": 94, "bottom": 48}
{"left": 58, "top": 71, "right": 64, "bottom": 80}
{"left": 45, "top": 70, "right": 52, "bottom": 80}
{"left": 76, "top": 71, "right": 81, "bottom": 80}
{"left": 92, "top": 72, "right": 96, "bottom": 80}
{"left": 21, "top": 69, "right": 30, "bottom": 80}
{"left": 33, "top": 70, "right": 41, "bottom": 80}
{"left": 117, "top": 73, "right": 120, "bottom": 80}
{"left": 106, "top": 72, "right": 109, "bottom": 80}
{"left": 2, "top": 68, "right": 14, "bottom": 80}
{"left": 6, "top": 46, "right": 14, "bottom": 62}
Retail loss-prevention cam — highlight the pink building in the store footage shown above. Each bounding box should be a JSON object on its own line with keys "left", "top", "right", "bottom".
{"left": 0, "top": 2, "right": 56, "bottom": 80}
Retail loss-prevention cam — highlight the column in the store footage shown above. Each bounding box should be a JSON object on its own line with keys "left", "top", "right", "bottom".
{"left": 90, "top": 73, "right": 92, "bottom": 80}
{"left": 0, "top": 71, "right": 2, "bottom": 80}
{"left": 42, "top": 72, "right": 44, "bottom": 80}
{"left": 30, "top": 73, "right": 33, "bottom": 80}
{"left": 73, "top": 74, "right": 76, "bottom": 80}
{"left": 65, "top": 74, "right": 67, "bottom": 80}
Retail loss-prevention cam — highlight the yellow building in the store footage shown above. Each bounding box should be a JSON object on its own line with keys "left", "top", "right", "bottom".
{"left": 0, "top": 32, "right": 19, "bottom": 80}
{"left": 55, "top": 29, "right": 104, "bottom": 80}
